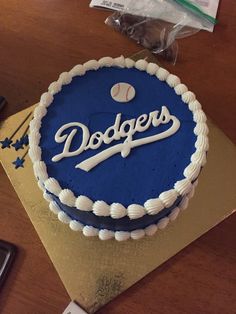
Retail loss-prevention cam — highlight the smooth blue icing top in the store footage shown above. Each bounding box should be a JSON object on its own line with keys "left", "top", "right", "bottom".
{"left": 40, "top": 67, "right": 196, "bottom": 206}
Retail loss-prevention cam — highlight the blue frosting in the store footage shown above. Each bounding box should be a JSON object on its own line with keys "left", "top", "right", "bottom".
{"left": 40, "top": 67, "right": 196, "bottom": 207}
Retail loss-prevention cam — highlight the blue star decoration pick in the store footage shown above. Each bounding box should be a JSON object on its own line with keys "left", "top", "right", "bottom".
{"left": 12, "top": 157, "right": 25, "bottom": 169}
{"left": 0, "top": 137, "right": 12, "bottom": 149}
{"left": 20, "top": 134, "right": 29, "bottom": 146}
{"left": 12, "top": 139, "right": 24, "bottom": 151}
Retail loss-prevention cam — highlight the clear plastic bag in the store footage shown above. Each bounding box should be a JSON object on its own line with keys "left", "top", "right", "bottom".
{"left": 105, "top": 0, "right": 214, "bottom": 63}
{"left": 105, "top": 12, "right": 183, "bottom": 64}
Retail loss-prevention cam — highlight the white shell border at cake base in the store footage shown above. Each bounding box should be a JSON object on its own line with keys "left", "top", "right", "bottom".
{"left": 43, "top": 180, "right": 197, "bottom": 241}
{"left": 29, "top": 56, "right": 209, "bottom": 221}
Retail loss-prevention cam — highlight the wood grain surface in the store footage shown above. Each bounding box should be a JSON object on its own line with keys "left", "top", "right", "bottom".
{"left": 0, "top": 1, "right": 235, "bottom": 313}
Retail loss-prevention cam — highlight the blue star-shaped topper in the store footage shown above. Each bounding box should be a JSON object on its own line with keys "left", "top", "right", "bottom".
{"left": 0, "top": 137, "right": 12, "bottom": 149}
{"left": 12, "top": 139, "right": 24, "bottom": 151}
{"left": 12, "top": 157, "right": 25, "bottom": 169}
{"left": 20, "top": 134, "right": 29, "bottom": 146}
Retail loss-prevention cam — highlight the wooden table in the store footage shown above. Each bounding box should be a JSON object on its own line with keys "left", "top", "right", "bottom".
{"left": 0, "top": 1, "right": 235, "bottom": 313}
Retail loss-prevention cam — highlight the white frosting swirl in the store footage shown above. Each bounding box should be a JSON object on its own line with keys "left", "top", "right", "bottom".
{"left": 144, "top": 198, "right": 164, "bottom": 215}
{"left": 174, "top": 84, "right": 188, "bottom": 95}
{"left": 174, "top": 178, "right": 192, "bottom": 195}
{"left": 127, "top": 204, "right": 146, "bottom": 219}
{"left": 98, "top": 56, "right": 114, "bottom": 67}
{"left": 69, "top": 220, "right": 83, "bottom": 231}
{"left": 135, "top": 59, "right": 148, "bottom": 71}
{"left": 58, "top": 211, "right": 71, "bottom": 224}
{"left": 69, "top": 64, "right": 86, "bottom": 77}
{"left": 159, "top": 189, "right": 178, "bottom": 208}
{"left": 156, "top": 68, "right": 169, "bottom": 81}
{"left": 195, "top": 134, "right": 209, "bottom": 151}
{"left": 193, "top": 110, "right": 207, "bottom": 123}
{"left": 83, "top": 60, "right": 99, "bottom": 71}
{"left": 188, "top": 186, "right": 195, "bottom": 199}
{"left": 125, "top": 58, "right": 135, "bottom": 68}
{"left": 191, "top": 150, "right": 207, "bottom": 166}
{"left": 194, "top": 122, "right": 209, "bottom": 136}
{"left": 49, "top": 201, "right": 60, "bottom": 215}
{"left": 115, "top": 231, "right": 130, "bottom": 241}
{"left": 114, "top": 55, "right": 125, "bottom": 67}
{"left": 33, "top": 161, "right": 48, "bottom": 181}
{"left": 182, "top": 91, "right": 196, "bottom": 103}
{"left": 110, "top": 203, "right": 127, "bottom": 219}
{"left": 30, "top": 118, "right": 41, "bottom": 130}
{"left": 146, "top": 62, "right": 159, "bottom": 75}
{"left": 189, "top": 100, "right": 201, "bottom": 111}
{"left": 43, "top": 191, "right": 52, "bottom": 202}
{"left": 29, "top": 145, "right": 42, "bottom": 163}
{"left": 59, "top": 189, "right": 76, "bottom": 207}
{"left": 44, "top": 177, "right": 61, "bottom": 196}
{"left": 145, "top": 224, "right": 158, "bottom": 236}
{"left": 37, "top": 180, "right": 44, "bottom": 191}
{"left": 99, "top": 229, "right": 115, "bottom": 240}
{"left": 166, "top": 74, "right": 181, "bottom": 88}
{"left": 157, "top": 217, "right": 169, "bottom": 229}
{"left": 184, "top": 163, "right": 201, "bottom": 181}
{"left": 92, "top": 200, "right": 110, "bottom": 216}
{"left": 58, "top": 72, "right": 72, "bottom": 85}
{"left": 131, "top": 229, "right": 145, "bottom": 240}
{"left": 168, "top": 207, "right": 180, "bottom": 221}
{"left": 48, "top": 81, "right": 62, "bottom": 95}
{"left": 179, "top": 196, "right": 189, "bottom": 211}
{"left": 29, "top": 130, "right": 41, "bottom": 146}
{"left": 82, "top": 226, "right": 99, "bottom": 237}
{"left": 34, "top": 105, "right": 47, "bottom": 119}
{"left": 40, "top": 92, "right": 53, "bottom": 107}
{"left": 75, "top": 195, "right": 93, "bottom": 211}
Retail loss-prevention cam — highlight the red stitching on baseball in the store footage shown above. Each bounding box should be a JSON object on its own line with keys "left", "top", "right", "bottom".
{"left": 126, "top": 85, "right": 132, "bottom": 101}
{"left": 113, "top": 83, "right": 120, "bottom": 98}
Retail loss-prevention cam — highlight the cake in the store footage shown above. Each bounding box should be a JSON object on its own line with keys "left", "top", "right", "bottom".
{"left": 29, "top": 56, "right": 209, "bottom": 241}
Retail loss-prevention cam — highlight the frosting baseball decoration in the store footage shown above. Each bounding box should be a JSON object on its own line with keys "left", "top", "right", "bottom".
{"left": 110, "top": 82, "right": 136, "bottom": 103}
{"left": 29, "top": 56, "right": 209, "bottom": 241}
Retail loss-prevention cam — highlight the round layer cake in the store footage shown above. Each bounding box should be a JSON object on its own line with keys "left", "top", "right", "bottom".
{"left": 29, "top": 56, "right": 209, "bottom": 241}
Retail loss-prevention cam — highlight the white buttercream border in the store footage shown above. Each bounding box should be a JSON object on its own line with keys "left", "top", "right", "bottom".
{"left": 43, "top": 180, "right": 197, "bottom": 241}
{"left": 29, "top": 56, "right": 209, "bottom": 220}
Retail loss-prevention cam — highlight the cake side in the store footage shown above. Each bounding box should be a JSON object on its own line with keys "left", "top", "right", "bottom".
{"left": 39, "top": 179, "right": 198, "bottom": 240}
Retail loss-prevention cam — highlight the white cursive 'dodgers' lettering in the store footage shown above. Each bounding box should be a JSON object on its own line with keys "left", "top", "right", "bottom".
{"left": 51, "top": 106, "right": 180, "bottom": 171}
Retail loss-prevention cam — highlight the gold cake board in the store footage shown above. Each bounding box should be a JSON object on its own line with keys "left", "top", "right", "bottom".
{"left": 0, "top": 105, "right": 235, "bottom": 313}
